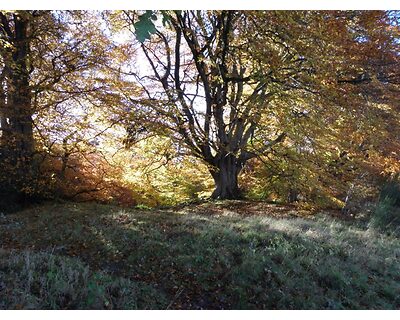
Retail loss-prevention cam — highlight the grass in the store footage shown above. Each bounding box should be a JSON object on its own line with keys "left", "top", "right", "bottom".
{"left": 1, "top": 200, "right": 399, "bottom": 309}
{"left": 0, "top": 250, "right": 166, "bottom": 309}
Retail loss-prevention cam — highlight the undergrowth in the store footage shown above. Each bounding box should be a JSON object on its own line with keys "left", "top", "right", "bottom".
{"left": 369, "top": 179, "right": 400, "bottom": 235}
{"left": 0, "top": 250, "right": 166, "bottom": 309}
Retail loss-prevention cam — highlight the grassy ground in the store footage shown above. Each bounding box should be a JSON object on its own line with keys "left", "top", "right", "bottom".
{"left": 0, "top": 200, "right": 399, "bottom": 309}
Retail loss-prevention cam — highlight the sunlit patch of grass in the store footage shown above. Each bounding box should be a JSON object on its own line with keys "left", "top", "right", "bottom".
{"left": 1, "top": 201, "right": 399, "bottom": 309}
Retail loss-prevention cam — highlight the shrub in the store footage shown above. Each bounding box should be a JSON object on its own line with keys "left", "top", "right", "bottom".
{"left": 380, "top": 178, "right": 400, "bottom": 207}
{"left": 369, "top": 197, "right": 400, "bottom": 236}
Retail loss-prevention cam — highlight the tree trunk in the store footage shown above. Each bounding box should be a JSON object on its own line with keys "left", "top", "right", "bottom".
{"left": 210, "top": 154, "right": 243, "bottom": 200}
{"left": 287, "top": 188, "right": 299, "bottom": 203}
{"left": 9, "top": 13, "right": 34, "bottom": 162}
{"left": 0, "top": 13, "right": 34, "bottom": 197}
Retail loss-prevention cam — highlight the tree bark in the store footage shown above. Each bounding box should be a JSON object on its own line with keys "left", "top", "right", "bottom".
{"left": 0, "top": 12, "right": 34, "bottom": 196}
{"left": 210, "top": 154, "right": 243, "bottom": 200}
{"left": 8, "top": 13, "right": 34, "bottom": 162}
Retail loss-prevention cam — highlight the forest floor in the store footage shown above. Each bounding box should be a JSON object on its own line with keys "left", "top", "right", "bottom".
{"left": 0, "top": 200, "right": 399, "bottom": 309}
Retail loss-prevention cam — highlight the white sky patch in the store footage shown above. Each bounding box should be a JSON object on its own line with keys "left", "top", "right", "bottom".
{"left": 105, "top": 17, "right": 209, "bottom": 120}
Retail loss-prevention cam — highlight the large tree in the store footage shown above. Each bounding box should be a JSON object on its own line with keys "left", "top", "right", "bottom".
{"left": 0, "top": 11, "right": 35, "bottom": 177}
{"left": 121, "top": 10, "right": 399, "bottom": 199}
{"left": 0, "top": 10, "right": 113, "bottom": 202}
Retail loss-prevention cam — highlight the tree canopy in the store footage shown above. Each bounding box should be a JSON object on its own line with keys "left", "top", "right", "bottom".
{"left": 0, "top": 10, "right": 399, "bottom": 208}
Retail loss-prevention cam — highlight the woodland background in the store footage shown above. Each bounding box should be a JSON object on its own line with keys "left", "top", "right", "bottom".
{"left": 0, "top": 10, "right": 399, "bottom": 211}
{"left": 0, "top": 10, "right": 400, "bottom": 310}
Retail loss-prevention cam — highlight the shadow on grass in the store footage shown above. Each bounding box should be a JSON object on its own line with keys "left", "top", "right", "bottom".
{"left": 1, "top": 201, "right": 399, "bottom": 309}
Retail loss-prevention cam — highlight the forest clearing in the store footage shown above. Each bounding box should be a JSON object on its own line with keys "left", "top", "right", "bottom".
{"left": 1, "top": 200, "right": 399, "bottom": 309}
{"left": 0, "top": 9, "right": 399, "bottom": 310}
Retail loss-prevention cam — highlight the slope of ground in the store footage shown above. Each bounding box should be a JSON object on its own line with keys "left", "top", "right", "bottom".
{"left": 0, "top": 201, "right": 399, "bottom": 309}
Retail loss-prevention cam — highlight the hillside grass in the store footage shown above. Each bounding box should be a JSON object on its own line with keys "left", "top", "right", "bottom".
{"left": 0, "top": 201, "right": 399, "bottom": 309}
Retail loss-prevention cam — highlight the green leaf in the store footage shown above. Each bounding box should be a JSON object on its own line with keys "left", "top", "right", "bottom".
{"left": 134, "top": 12, "right": 157, "bottom": 43}
{"left": 161, "top": 11, "right": 171, "bottom": 26}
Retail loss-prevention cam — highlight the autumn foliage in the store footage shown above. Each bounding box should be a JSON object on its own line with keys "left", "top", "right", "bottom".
{"left": 0, "top": 10, "right": 399, "bottom": 210}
